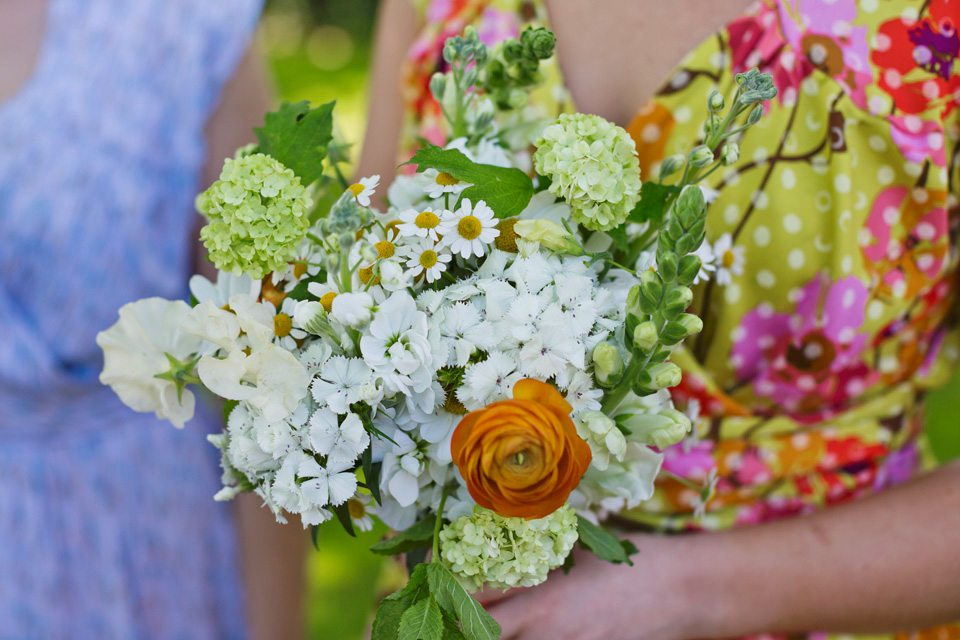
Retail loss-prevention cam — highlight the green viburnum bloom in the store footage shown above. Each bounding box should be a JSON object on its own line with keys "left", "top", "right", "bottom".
{"left": 197, "top": 153, "right": 311, "bottom": 279}
{"left": 533, "top": 113, "right": 642, "bottom": 231}
{"left": 439, "top": 505, "right": 578, "bottom": 592}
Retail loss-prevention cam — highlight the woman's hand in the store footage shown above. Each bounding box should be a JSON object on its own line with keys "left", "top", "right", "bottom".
{"left": 486, "top": 534, "right": 701, "bottom": 640}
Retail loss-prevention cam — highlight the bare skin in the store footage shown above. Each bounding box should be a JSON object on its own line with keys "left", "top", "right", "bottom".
{"left": 2, "top": 3, "right": 306, "bottom": 638}
{"left": 358, "top": 1, "right": 960, "bottom": 637}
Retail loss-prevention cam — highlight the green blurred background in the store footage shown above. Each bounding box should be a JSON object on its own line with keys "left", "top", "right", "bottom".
{"left": 257, "top": 1, "right": 960, "bottom": 637}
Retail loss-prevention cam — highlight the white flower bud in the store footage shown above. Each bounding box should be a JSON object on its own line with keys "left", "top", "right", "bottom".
{"left": 293, "top": 300, "right": 326, "bottom": 335}
{"left": 330, "top": 292, "right": 374, "bottom": 327}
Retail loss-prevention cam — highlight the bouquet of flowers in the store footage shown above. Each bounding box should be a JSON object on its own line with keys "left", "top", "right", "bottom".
{"left": 97, "top": 26, "right": 775, "bottom": 639}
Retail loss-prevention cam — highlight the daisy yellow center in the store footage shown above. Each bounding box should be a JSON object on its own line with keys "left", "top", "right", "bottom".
{"left": 494, "top": 218, "right": 519, "bottom": 253}
{"left": 435, "top": 171, "right": 459, "bottom": 186}
{"left": 722, "top": 249, "right": 736, "bottom": 268}
{"left": 347, "top": 499, "right": 366, "bottom": 519}
{"left": 415, "top": 211, "right": 440, "bottom": 229}
{"left": 419, "top": 250, "right": 439, "bottom": 269}
{"left": 274, "top": 313, "right": 293, "bottom": 337}
{"left": 293, "top": 261, "right": 308, "bottom": 279}
{"left": 348, "top": 183, "right": 365, "bottom": 197}
{"left": 384, "top": 220, "right": 402, "bottom": 239}
{"left": 458, "top": 215, "right": 483, "bottom": 240}
{"left": 358, "top": 265, "right": 380, "bottom": 285}
{"left": 319, "top": 292, "right": 338, "bottom": 313}
{"left": 375, "top": 241, "right": 395, "bottom": 259}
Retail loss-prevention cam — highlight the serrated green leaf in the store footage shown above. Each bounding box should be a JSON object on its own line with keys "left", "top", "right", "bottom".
{"left": 222, "top": 399, "right": 239, "bottom": 424}
{"left": 399, "top": 596, "right": 444, "bottom": 640}
{"left": 405, "top": 145, "right": 533, "bottom": 218}
{"left": 576, "top": 516, "right": 635, "bottom": 566}
{"left": 628, "top": 182, "right": 681, "bottom": 225}
{"left": 372, "top": 598, "right": 408, "bottom": 640}
{"left": 254, "top": 101, "right": 335, "bottom": 187}
{"left": 427, "top": 563, "right": 501, "bottom": 640}
{"left": 370, "top": 515, "right": 437, "bottom": 556}
{"left": 373, "top": 564, "right": 431, "bottom": 640}
{"left": 440, "top": 608, "right": 467, "bottom": 640}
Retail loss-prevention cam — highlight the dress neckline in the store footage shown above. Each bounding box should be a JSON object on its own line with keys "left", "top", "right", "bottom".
{"left": 531, "top": 0, "right": 763, "bottom": 122}
{"left": 0, "top": 0, "right": 57, "bottom": 116}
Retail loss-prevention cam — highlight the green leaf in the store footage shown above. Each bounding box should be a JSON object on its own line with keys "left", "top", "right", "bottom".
{"left": 576, "top": 516, "right": 636, "bottom": 566}
{"left": 222, "top": 399, "right": 239, "bottom": 424}
{"left": 254, "top": 101, "right": 335, "bottom": 187}
{"left": 284, "top": 270, "right": 325, "bottom": 302}
{"left": 370, "top": 515, "right": 437, "bottom": 556}
{"left": 310, "top": 524, "right": 320, "bottom": 551}
{"left": 628, "top": 182, "right": 681, "bottom": 225}
{"left": 372, "top": 564, "right": 431, "bottom": 640}
{"left": 427, "top": 563, "right": 501, "bottom": 640}
{"left": 361, "top": 446, "right": 383, "bottom": 506}
{"left": 607, "top": 226, "right": 630, "bottom": 253}
{"left": 405, "top": 547, "right": 429, "bottom": 575}
{"left": 439, "top": 607, "right": 467, "bottom": 640}
{"left": 405, "top": 145, "right": 534, "bottom": 218}
{"left": 333, "top": 501, "right": 356, "bottom": 538}
{"left": 399, "top": 596, "right": 444, "bottom": 640}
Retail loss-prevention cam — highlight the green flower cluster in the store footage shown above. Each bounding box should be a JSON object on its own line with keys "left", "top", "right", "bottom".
{"left": 533, "top": 113, "right": 641, "bottom": 231}
{"left": 439, "top": 505, "right": 578, "bottom": 592}
{"left": 197, "top": 153, "right": 310, "bottom": 279}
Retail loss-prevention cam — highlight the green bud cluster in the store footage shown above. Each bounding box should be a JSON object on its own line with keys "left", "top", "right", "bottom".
{"left": 481, "top": 27, "right": 556, "bottom": 111}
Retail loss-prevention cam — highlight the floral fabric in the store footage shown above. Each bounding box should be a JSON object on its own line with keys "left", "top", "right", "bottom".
{"left": 403, "top": 0, "right": 960, "bottom": 637}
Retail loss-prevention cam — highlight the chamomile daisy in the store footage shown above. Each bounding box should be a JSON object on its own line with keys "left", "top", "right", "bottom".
{"left": 397, "top": 207, "right": 444, "bottom": 242}
{"left": 438, "top": 199, "right": 499, "bottom": 259}
{"left": 711, "top": 233, "right": 745, "bottom": 286}
{"left": 347, "top": 175, "right": 380, "bottom": 207}
{"left": 402, "top": 239, "right": 452, "bottom": 283}
{"left": 423, "top": 168, "right": 467, "bottom": 199}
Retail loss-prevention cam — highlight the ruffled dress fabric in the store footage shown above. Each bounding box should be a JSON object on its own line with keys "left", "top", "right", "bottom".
{"left": 0, "top": 0, "right": 262, "bottom": 637}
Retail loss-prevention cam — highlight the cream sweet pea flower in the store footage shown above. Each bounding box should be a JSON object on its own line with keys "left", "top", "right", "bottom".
{"left": 198, "top": 343, "right": 310, "bottom": 423}
{"left": 97, "top": 297, "right": 204, "bottom": 429}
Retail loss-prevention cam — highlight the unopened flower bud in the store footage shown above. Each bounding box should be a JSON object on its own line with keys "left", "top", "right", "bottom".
{"left": 591, "top": 342, "right": 624, "bottom": 387}
{"left": 688, "top": 145, "right": 714, "bottom": 168}
{"left": 338, "top": 231, "right": 355, "bottom": 251}
{"left": 514, "top": 218, "right": 582, "bottom": 255}
{"left": 721, "top": 143, "right": 740, "bottom": 166}
{"left": 658, "top": 154, "right": 685, "bottom": 180}
{"left": 747, "top": 104, "right": 764, "bottom": 125}
{"left": 708, "top": 90, "right": 725, "bottom": 111}
{"left": 620, "top": 408, "right": 691, "bottom": 449}
{"left": 443, "top": 43, "right": 457, "bottom": 64}
{"left": 677, "top": 254, "right": 702, "bottom": 285}
{"left": 523, "top": 27, "right": 556, "bottom": 59}
{"left": 429, "top": 72, "right": 447, "bottom": 101}
{"left": 293, "top": 300, "right": 326, "bottom": 335}
{"left": 647, "top": 362, "right": 682, "bottom": 391}
{"left": 633, "top": 321, "right": 659, "bottom": 352}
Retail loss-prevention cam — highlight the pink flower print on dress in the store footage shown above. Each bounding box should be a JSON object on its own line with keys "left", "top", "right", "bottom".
{"left": 727, "top": 0, "right": 871, "bottom": 108}
{"left": 731, "top": 275, "right": 877, "bottom": 423}
{"left": 860, "top": 185, "right": 949, "bottom": 300}
{"left": 888, "top": 115, "right": 949, "bottom": 166}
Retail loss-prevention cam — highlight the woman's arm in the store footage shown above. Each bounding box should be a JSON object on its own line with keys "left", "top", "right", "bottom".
{"left": 354, "top": 0, "right": 420, "bottom": 201}
{"left": 489, "top": 460, "right": 960, "bottom": 640}
{"left": 197, "top": 44, "right": 309, "bottom": 640}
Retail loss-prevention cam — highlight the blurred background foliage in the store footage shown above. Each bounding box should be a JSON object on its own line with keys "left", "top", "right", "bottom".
{"left": 256, "top": 1, "right": 960, "bottom": 638}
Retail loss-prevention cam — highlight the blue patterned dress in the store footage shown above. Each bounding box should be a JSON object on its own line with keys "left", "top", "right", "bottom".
{"left": 0, "top": 0, "right": 262, "bottom": 637}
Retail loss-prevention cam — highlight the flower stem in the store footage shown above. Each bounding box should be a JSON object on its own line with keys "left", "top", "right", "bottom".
{"left": 432, "top": 489, "right": 450, "bottom": 563}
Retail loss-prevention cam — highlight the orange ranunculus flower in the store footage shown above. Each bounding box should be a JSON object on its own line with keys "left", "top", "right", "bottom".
{"left": 451, "top": 379, "right": 592, "bottom": 519}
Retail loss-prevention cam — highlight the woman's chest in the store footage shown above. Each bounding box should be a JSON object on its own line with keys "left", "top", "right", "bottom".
{"left": 541, "top": 0, "right": 754, "bottom": 126}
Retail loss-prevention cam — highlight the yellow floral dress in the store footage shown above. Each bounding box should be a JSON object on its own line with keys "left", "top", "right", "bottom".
{"left": 401, "top": 1, "right": 960, "bottom": 637}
